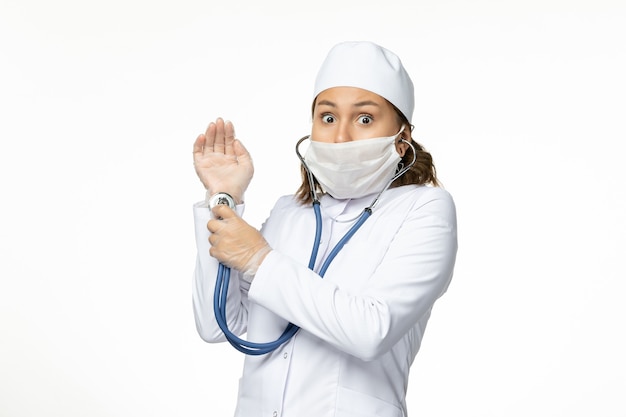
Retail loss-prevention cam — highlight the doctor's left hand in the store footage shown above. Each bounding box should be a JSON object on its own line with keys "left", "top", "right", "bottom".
{"left": 207, "top": 204, "right": 272, "bottom": 278}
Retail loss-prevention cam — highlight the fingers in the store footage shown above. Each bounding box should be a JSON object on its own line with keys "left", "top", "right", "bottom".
{"left": 207, "top": 218, "right": 224, "bottom": 244}
{"left": 232, "top": 139, "right": 251, "bottom": 160}
{"left": 211, "top": 204, "right": 236, "bottom": 220}
{"left": 193, "top": 134, "right": 205, "bottom": 155}
{"left": 200, "top": 118, "right": 236, "bottom": 156}
{"left": 224, "top": 120, "right": 236, "bottom": 156}
{"left": 203, "top": 121, "right": 216, "bottom": 153}
{"left": 214, "top": 118, "right": 226, "bottom": 154}
{"left": 207, "top": 208, "right": 235, "bottom": 260}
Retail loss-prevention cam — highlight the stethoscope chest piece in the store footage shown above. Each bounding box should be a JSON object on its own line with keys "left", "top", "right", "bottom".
{"left": 208, "top": 192, "right": 237, "bottom": 210}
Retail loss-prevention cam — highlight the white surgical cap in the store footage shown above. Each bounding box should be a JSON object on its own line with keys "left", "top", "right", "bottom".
{"left": 313, "top": 41, "right": 415, "bottom": 123}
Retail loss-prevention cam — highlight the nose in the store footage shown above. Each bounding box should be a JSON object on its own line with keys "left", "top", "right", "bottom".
{"left": 334, "top": 122, "right": 352, "bottom": 143}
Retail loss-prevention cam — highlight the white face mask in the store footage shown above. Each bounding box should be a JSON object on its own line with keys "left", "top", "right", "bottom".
{"left": 304, "top": 127, "right": 404, "bottom": 199}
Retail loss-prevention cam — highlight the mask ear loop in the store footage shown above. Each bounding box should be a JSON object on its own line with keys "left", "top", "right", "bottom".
{"left": 368, "top": 135, "right": 417, "bottom": 211}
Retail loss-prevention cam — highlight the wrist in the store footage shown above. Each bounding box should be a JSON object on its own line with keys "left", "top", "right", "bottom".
{"left": 242, "top": 246, "right": 272, "bottom": 283}
{"left": 205, "top": 190, "right": 243, "bottom": 206}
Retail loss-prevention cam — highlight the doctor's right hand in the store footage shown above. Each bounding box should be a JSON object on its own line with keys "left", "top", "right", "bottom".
{"left": 193, "top": 118, "right": 254, "bottom": 204}
{"left": 208, "top": 204, "right": 272, "bottom": 281}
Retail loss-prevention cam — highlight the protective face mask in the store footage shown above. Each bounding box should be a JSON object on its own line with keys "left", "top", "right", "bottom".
{"left": 304, "top": 127, "right": 403, "bottom": 199}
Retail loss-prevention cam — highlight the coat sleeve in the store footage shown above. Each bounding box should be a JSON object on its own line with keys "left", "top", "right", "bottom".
{"left": 192, "top": 202, "right": 250, "bottom": 343}
{"left": 247, "top": 189, "right": 457, "bottom": 361}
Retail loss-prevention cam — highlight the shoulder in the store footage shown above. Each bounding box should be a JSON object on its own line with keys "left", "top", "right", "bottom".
{"left": 399, "top": 185, "right": 457, "bottom": 226}
{"left": 417, "top": 186, "right": 455, "bottom": 209}
{"left": 272, "top": 194, "right": 303, "bottom": 210}
{"left": 409, "top": 184, "right": 453, "bottom": 201}
{"left": 392, "top": 185, "right": 455, "bottom": 207}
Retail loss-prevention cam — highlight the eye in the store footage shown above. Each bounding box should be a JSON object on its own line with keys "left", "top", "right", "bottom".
{"left": 321, "top": 114, "right": 335, "bottom": 124}
{"left": 357, "top": 115, "right": 373, "bottom": 125}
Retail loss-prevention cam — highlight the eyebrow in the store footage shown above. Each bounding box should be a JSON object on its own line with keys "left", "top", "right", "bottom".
{"left": 315, "top": 100, "right": 381, "bottom": 108}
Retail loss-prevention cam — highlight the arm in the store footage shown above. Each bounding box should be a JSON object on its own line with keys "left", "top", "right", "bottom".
{"left": 191, "top": 118, "right": 255, "bottom": 342}
{"left": 248, "top": 190, "right": 457, "bottom": 361}
{"left": 192, "top": 202, "right": 250, "bottom": 343}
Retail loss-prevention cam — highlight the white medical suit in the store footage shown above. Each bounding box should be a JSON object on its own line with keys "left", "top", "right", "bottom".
{"left": 193, "top": 184, "right": 457, "bottom": 417}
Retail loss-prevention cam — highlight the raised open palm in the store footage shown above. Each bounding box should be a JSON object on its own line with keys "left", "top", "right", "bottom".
{"left": 193, "top": 118, "right": 254, "bottom": 203}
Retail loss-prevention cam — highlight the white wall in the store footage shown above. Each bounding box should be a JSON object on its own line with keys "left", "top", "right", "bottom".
{"left": 1, "top": 1, "right": 624, "bottom": 416}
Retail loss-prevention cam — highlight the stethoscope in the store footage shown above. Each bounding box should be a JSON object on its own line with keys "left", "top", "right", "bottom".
{"left": 213, "top": 133, "right": 417, "bottom": 355}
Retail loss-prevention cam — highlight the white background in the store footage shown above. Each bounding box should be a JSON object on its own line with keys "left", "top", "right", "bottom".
{"left": 1, "top": 0, "right": 625, "bottom": 416}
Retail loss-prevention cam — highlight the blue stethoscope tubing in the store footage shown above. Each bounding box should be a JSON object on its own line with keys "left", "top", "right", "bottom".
{"left": 213, "top": 134, "right": 415, "bottom": 355}
{"left": 213, "top": 201, "right": 372, "bottom": 355}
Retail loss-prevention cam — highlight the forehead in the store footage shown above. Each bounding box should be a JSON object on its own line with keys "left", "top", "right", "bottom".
{"left": 314, "top": 86, "right": 389, "bottom": 107}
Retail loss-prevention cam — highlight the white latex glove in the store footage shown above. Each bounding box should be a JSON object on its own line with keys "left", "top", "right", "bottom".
{"left": 207, "top": 204, "right": 272, "bottom": 280}
{"left": 193, "top": 118, "right": 253, "bottom": 204}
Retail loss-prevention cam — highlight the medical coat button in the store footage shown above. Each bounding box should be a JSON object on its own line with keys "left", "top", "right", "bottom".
{"left": 273, "top": 411, "right": 278, "bottom": 417}
{"left": 283, "top": 352, "right": 288, "bottom": 359}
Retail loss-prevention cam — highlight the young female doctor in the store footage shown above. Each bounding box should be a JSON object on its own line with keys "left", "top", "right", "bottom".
{"left": 191, "top": 41, "right": 457, "bottom": 417}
